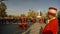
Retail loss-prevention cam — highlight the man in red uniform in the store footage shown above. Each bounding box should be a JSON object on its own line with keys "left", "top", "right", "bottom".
{"left": 19, "top": 17, "right": 28, "bottom": 30}
{"left": 42, "top": 7, "right": 59, "bottom": 34}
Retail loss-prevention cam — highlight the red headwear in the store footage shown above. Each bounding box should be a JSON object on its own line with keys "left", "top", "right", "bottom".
{"left": 48, "top": 7, "right": 57, "bottom": 16}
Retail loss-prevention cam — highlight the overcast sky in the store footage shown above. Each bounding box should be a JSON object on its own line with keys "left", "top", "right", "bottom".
{"left": 4, "top": 0, "right": 60, "bottom": 16}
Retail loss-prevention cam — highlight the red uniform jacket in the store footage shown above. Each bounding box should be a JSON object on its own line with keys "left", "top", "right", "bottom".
{"left": 19, "top": 17, "right": 27, "bottom": 29}
{"left": 21, "top": 17, "right": 27, "bottom": 23}
{"left": 42, "top": 17, "right": 58, "bottom": 34}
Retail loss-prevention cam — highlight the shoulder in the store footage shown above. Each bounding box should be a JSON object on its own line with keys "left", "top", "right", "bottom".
{"left": 49, "top": 18, "right": 58, "bottom": 28}
{"left": 50, "top": 18, "right": 58, "bottom": 24}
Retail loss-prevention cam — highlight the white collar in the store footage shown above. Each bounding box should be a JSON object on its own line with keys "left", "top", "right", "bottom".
{"left": 47, "top": 17, "right": 56, "bottom": 24}
{"left": 49, "top": 17, "right": 56, "bottom": 21}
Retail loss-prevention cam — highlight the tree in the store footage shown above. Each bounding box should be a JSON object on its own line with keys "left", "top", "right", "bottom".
{"left": 0, "top": 2, "right": 7, "bottom": 17}
{"left": 27, "top": 9, "right": 37, "bottom": 18}
{"left": 20, "top": 13, "right": 26, "bottom": 17}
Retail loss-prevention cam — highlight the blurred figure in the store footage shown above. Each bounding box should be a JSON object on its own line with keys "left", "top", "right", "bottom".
{"left": 58, "top": 11, "right": 60, "bottom": 26}
{"left": 32, "top": 17, "right": 37, "bottom": 23}
{"left": 39, "top": 16, "right": 43, "bottom": 23}
{"left": 43, "top": 17, "right": 48, "bottom": 24}
{"left": 18, "top": 16, "right": 28, "bottom": 30}
{"left": 22, "top": 16, "right": 46, "bottom": 34}
{"left": 42, "top": 7, "right": 59, "bottom": 34}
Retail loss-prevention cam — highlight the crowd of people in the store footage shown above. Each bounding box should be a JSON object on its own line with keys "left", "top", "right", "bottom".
{"left": 0, "top": 18, "right": 19, "bottom": 24}
{"left": 20, "top": 7, "right": 59, "bottom": 34}
{"left": 0, "top": 7, "right": 60, "bottom": 34}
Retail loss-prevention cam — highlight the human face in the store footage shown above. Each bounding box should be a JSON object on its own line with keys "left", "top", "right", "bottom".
{"left": 48, "top": 14, "right": 52, "bottom": 19}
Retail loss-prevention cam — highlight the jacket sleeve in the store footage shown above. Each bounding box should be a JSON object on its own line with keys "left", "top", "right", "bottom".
{"left": 42, "top": 30, "right": 53, "bottom": 34}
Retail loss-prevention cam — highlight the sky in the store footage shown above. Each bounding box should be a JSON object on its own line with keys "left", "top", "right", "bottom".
{"left": 3, "top": 0, "right": 60, "bottom": 16}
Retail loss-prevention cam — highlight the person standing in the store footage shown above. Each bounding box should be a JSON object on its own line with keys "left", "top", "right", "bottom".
{"left": 42, "top": 7, "right": 59, "bottom": 34}
{"left": 19, "top": 16, "right": 28, "bottom": 30}
{"left": 22, "top": 16, "right": 46, "bottom": 34}
{"left": 58, "top": 11, "right": 60, "bottom": 27}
